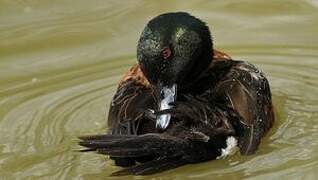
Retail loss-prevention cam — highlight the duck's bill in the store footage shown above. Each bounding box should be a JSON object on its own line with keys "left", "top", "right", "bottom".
{"left": 156, "top": 84, "right": 177, "bottom": 130}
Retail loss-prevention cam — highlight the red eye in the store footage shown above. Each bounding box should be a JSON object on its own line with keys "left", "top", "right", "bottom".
{"left": 162, "top": 47, "right": 172, "bottom": 60}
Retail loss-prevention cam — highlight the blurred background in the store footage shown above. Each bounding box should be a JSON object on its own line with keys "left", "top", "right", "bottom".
{"left": 0, "top": 0, "right": 317, "bottom": 179}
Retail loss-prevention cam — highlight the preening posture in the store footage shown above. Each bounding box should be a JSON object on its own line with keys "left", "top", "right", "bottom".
{"left": 79, "top": 12, "right": 274, "bottom": 176}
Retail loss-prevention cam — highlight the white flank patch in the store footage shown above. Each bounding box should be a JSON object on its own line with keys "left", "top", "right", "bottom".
{"left": 216, "top": 136, "right": 239, "bottom": 159}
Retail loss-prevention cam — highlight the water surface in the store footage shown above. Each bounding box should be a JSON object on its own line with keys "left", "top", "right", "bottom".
{"left": 0, "top": 0, "right": 318, "bottom": 179}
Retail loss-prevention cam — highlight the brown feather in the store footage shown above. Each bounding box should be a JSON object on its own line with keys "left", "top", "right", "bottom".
{"left": 80, "top": 49, "right": 275, "bottom": 174}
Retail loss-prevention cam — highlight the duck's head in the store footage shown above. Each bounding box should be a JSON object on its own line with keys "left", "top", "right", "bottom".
{"left": 137, "top": 12, "right": 213, "bottom": 130}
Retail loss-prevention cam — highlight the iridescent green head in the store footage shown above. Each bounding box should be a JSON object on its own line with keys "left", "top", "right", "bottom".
{"left": 137, "top": 12, "right": 213, "bottom": 129}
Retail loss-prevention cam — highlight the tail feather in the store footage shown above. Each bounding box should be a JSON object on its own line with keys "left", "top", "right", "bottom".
{"left": 111, "top": 155, "right": 185, "bottom": 176}
{"left": 97, "top": 148, "right": 157, "bottom": 158}
{"left": 78, "top": 134, "right": 136, "bottom": 141}
{"left": 79, "top": 133, "right": 186, "bottom": 155}
{"left": 78, "top": 133, "right": 189, "bottom": 175}
{"left": 78, "top": 134, "right": 138, "bottom": 152}
{"left": 78, "top": 134, "right": 139, "bottom": 149}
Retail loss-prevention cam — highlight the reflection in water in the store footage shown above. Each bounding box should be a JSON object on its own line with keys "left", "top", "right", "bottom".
{"left": 0, "top": 0, "right": 317, "bottom": 179}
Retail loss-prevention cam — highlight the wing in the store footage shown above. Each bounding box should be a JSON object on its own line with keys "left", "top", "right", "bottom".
{"left": 78, "top": 117, "right": 232, "bottom": 176}
{"left": 107, "top": 64, "right": 158, "bottom": 166}
{"left": 214, "top": 61, "right": 274, "bottom": 155}
{"left": 108, "top": 64, "right": 156, "bottom": 135}
{"left": 78, "top": 133, "right": 187, "bottom": 175}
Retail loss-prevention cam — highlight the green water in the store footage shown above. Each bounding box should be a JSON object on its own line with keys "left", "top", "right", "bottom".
{"left": 0, "top": 0, "right": 317, "bottom": 179}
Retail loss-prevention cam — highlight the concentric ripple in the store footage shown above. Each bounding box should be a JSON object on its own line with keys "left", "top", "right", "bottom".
{"left": 0, "top": 0, "right": 318, "bottom": 179}
{"left": 0, "top": 55, "right": 133, "bottom": 179}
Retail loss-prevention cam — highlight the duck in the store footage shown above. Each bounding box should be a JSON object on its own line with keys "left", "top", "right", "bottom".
{"left": 79, "top": 12, "right": 275, "bottom": 176}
